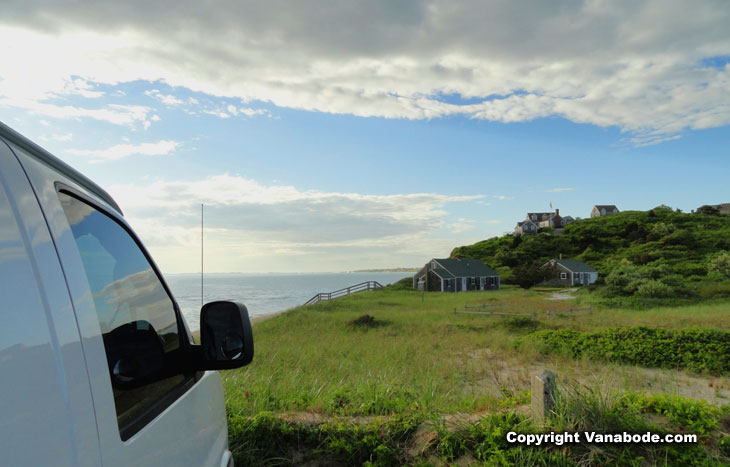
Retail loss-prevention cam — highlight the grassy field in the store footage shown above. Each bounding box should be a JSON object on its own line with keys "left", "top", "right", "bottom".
{"left": 224, "top": 284, "right": 730, "bottom": 465}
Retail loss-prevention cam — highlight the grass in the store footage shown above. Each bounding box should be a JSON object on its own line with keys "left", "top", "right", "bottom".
{"left": 223, "top": 285, "right": 730, "bottom": 465}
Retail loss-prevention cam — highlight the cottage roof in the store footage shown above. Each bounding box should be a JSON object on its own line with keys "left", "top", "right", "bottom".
{"left": 593, "top": 205, "right": 618, "bottom": 212}
{"left": 526, "top": 212, "right": 553, "bottom": 221}
{"left": 435, "top": 258, "right": 498, "bottom": 277}
{"left": 548, "top": 259, "right": 597, "bottom": 273}
{"left": 516, "top": 220, "right": 537, "bottom": 227}
{"left": 430, "top": 268, "right": 455, "bottom": 279}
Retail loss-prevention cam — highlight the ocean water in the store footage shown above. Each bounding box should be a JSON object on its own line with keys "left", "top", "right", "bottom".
{"left": 165, "top": 272, "right": 412, "bottom": 331}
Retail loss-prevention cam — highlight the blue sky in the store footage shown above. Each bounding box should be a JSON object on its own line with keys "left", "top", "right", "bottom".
{"left": 1, "top": 1, "right": 729, "bottom": 273}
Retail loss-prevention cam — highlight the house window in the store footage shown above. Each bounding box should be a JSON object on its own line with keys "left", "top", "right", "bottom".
{"left": 560, "top": 273, "right": 567, "bottom": 279}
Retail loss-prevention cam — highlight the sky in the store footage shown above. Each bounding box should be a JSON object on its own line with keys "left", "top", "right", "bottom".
{"left": 1, "top": 0, "right": 729, "bottom": 274}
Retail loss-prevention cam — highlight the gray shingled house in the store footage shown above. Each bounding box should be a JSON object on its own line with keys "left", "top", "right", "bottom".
{"left": 514, "top": 219, "right": 538, "bottom": 236}
{"left": 694, "top": 203, "right": 730, "bottom": 215}
{"left": 522, "top": 209, "right": 574, "bottom": 230}
{"left": 542, "top": 259, "right": 598, "bottom": 286}
{"left": 590, "top": 205, "right": 619, "bottom": 218}
{"left": 413, "top": 258, "right": 500, "bottom": 292}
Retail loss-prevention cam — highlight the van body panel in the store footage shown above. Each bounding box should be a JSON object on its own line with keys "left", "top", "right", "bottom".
{"left": 0, "top": 141, "right": 102, "bottom": 467}
{"left": 118, "top": 371, "right": 229, "bottom": 467}
{"left": 9, "top": 140, "right": 231, "bottom": 466}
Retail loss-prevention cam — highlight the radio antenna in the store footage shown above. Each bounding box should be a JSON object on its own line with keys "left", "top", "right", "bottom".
{"left": 201, "top": 203, "right": 204, "bottom": 307}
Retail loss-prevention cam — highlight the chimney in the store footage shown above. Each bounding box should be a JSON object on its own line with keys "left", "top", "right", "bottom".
{"left": 556, "top": 208, "right": 559, "bottom": 216}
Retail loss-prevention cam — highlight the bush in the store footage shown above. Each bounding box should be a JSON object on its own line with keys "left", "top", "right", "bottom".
{"left": 387, "top": 277, "right": 414, "bottom": 291}
{"left": 528, "top": 327, "right": 730, "bottom": 374}
{"left": 636, "top": 279, "right": 674, "bottom": 298}
{"left": 347, "top": 314, "right": 389, "bottom": 329}
{"left": 708, "top": 251, "right": 730, "bottom": 279}
{"left": 511, "top": 262, "right": 556, "bottom": 289}
{"left": 698, "top": 281, "right": 730, "bottom": 298}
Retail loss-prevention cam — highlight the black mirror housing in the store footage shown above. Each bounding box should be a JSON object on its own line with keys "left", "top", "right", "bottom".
{"left": 196, "top": 301, "right": 254, "bottom": 370}
{"left": 102, "top": 320, "right": 165, "bottom": 389}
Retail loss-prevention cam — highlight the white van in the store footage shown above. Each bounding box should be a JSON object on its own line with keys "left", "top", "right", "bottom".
{"left": 0, "top": 121, "right": 254, "bottom": 467}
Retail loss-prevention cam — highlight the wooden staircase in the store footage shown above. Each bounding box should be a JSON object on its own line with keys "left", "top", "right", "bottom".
{"left": 304, "top": 281, "right": 383, "bottom": 305}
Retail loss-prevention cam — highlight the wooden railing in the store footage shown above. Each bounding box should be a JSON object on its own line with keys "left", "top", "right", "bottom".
{"left": 304, "top": 281, "right": 383, "bottom": 305}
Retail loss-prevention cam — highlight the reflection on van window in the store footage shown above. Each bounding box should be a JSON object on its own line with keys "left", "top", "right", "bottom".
{"left": 58, "top": 191, "right": 185, "bottom": 432}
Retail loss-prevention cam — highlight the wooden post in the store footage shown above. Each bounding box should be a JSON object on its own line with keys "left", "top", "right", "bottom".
{"left": 531, "top": 370, "right": 556, "bottom": 424}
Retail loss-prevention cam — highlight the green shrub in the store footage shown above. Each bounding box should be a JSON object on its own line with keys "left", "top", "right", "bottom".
{"left": 698, "top": 281, "right": 730, "bottom": 298}
{"left": 623, "top": 393, "right": 723, "bottom": 436}
{"left": 709, "top": 251, "right": 730, "bottom": 279}
{"left": 347, "top": 314, "right": 389, "bottom": 329}
{"left": 386, "top": 277, "right": 415, "bottom": 291}
{"left": 636, "top": 279, "right": 674, "bottom": 298}
{"left": 228, "top": 411, "right": 420, "bottom": 466}
{"left": 527, "top": 327, "right": 730, "bottom": 374}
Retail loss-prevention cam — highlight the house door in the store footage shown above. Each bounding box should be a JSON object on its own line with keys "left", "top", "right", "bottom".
{"left": 462, "top": 278, "right": 467, "bottom": 291}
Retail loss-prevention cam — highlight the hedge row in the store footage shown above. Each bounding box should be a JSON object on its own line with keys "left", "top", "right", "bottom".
{"left": 528, "top": 326, "right": 730, "bottom": 374}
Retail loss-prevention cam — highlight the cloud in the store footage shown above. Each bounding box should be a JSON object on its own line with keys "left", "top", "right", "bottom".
{"left": 105, "top": 174, "right": 482, "bottom": 270}
{"left": 145, "top": 89, "right": 184, "bottom": 106}
{"left": 448, "top": 218, "right": 476, "bottom": 234}
{"left": 0, "top": 96, "right": 154, "bottom": 128}
{"left": 0, "top": 1, "right": 728, "bottom": 144}
{"left": 144, "top": 89, "right": 272, "bottom": 119}
{"left": 546, "top": 187, "right": 576, "bottom": 193}
{"left": 67, "top": 140, "right": 180, "bottom": 162}
{"left": 40, "top": 132, "right": 73, "bottom": 142}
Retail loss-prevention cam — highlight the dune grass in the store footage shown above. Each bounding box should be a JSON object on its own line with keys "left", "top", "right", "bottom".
{"left": 223, "top": 285, "right": 730, "bottom": 465}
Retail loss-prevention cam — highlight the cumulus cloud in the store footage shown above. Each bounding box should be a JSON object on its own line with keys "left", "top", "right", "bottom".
{"left": 67, "top": 140, "right": 180, "bottom": 162}
{"left": 145, "top": 89, "right": 184, "bottom": 106}
{"left": 0, "top": 0, "right": 728, "bottom": 143}
{"left": 106, "top": 174, "right": 484, "bottom": 270}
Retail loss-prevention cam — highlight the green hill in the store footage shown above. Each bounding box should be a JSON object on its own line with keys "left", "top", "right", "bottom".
{"left": 451, "top": 208, "right": 730, "bottom": 302}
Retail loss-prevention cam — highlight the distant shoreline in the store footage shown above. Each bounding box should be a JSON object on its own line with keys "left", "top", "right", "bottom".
{"left": 251, "top": 310, "right": 287, "bottom": 324}
{"left": 168, "top": 270, "right": 416, "bottom": 275}
{"left": 350, "top": 268, "right": 417, "bottom": 273}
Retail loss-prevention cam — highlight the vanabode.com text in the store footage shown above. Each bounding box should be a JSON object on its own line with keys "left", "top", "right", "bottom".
{"left": 506, "top": 431, "right": 697, "bottom": 446}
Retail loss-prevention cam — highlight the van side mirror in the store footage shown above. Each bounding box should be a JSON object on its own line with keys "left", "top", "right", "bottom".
{"left": 102, "top": 320, "right": 165, "bottom": 389}
{"left": 196, "top": 301, "right": 254, "bottom": 370}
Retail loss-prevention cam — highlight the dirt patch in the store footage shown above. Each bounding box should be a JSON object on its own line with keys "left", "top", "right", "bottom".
{"left": 546, "top": 288, "right": 578, "bottom": 301}
{"left": 463, "top": 346, "right": 730, "bottom": 407}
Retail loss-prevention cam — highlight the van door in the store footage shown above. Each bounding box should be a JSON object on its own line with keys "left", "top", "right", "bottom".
{"left": 10, "top": 143, "right": 231, "bottom": 467}
{"left": 0, "top": 141, "right": 101, "bottom": 467}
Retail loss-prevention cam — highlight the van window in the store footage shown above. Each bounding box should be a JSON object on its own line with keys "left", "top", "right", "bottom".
{"left": 58, "top": 191, "right": 187, "bottom": 435}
